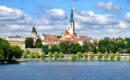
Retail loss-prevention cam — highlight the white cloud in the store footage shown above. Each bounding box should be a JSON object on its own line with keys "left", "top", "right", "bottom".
{"left": 95, "top": 2, "right": 121, "bottom": 13}
{"left": 125, "top": 12, "right": 130, "bottom": 22}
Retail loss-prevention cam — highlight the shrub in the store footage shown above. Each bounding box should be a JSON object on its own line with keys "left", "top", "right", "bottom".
{"left": 89, "top": 52, "right": 94, "bottom": 61}
{"left": 83, "top": 52, "right": 87, "bottom": 61}
{"left": 103, "top": 52, "right": 108, "bottom": 61}
{"left": 22, "top": 50, "right": 30, "bottom": 59}
{"left": 110, "top": 52, "right": 114, "bottom": 61}
{"left": 34, "top": 52, "right": 40, "bottom": 59}
{"left": 30, "top": 52, "right": 35, "bottom": 59}
{"left": 48, "top": 52, "right": 52, "bottom": 60}
{"left": 71, "top": 54, "right": 77, "bottom": 61}
{"left": 77, "top": 52, "right": 82, "bottom": 60}
{"left": 53, "top": 52, "right": 59, "bottom": 60}
{"left": 116, "top": 52, "right": 121, "bottom": 61}
{"left": 41, "top": 52, "right": 45, "bottom": 60}
{"left": 59, "top": 52, "right": 64, "bottom": 60}
{"left": 97, "top": 52, "right": 102, "bottom": 61}
{"left": 129, "top": 54, "right": 130, "bottom": 61}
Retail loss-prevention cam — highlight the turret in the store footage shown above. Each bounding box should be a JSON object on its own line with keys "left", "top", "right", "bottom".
{"left": 31, "top": 27, "right": 37, "bottom": 39}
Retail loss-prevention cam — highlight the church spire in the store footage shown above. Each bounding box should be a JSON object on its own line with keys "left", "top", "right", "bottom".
{"left": 70, "top": 9, "right": 74, "bottom": 22}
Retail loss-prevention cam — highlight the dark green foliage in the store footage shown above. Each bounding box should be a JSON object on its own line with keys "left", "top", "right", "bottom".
{"left": 35, "top": 38, "right": 42, "bottom": 48}
{"left": 50, "top": 45, "right": 59, "bottom": 53}
{"left": 41, "top": 45, "right": 49, "bottom": 54}
{"left": 0, "top": 38, "right": 23, "bottom": 63}
{"left": 25, "top": 37, "right": 34, "bottom": 48}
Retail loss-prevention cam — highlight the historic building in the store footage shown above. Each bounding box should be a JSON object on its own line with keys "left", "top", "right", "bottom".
{"left": 31, "top": 27, "right": 37, "bottom": 39}
{"left": 6, "top": 36, "right": 25, "bottom": 49}
{"left": 62, "top": 9, "right": 77, "bottom": 39}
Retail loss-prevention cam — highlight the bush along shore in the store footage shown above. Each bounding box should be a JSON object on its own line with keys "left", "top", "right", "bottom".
{"left": 21, "top": 50, "right": 130, "bottom": 61}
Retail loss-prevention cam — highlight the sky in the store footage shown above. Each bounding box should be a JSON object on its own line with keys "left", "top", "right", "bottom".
{"left": 0, "top": 0, "right": 130, "bottom": 39}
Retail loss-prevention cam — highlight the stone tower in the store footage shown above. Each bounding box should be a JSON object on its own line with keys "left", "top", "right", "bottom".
{"left": 31, "top": 27, "right": 37, "bottom": 39}
{"left": 68, "top": 9, "right": 75, "bottom": 35}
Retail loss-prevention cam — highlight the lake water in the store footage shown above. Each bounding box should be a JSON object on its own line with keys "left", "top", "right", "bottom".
{"left": 0, "top": 61, "right": 130, "bottom": 80}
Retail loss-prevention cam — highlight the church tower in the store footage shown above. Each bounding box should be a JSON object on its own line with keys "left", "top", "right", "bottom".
{"left": 68, "top": 9, "right": 75, "bottom": 35}
{"left": 31, "top": 27, "right": 37, "bottom": 39}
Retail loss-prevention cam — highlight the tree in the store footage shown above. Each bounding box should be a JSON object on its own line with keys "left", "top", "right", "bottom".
{"left": 77, "top": 52, "right": 82, "bottom": 60}
{"left": 8, "top": 46, "right": 23, "bottom": 62}
{"left": 48, "top": 52, "right": 52, "bottom": 60}
{"left": 59, "top": 42, "right": 70, "bottom": 54}
{"left": 97, "top": 52, "right": 102, "bottom": 61}
{"left": 71, "top": 54, "right": 77, "bottom": 61}
{"left": 34, "top": 52, "right": 40, "bottom": 59}
{"left": 0, "top": 38, "right": 10, "bottom": 61}
{"left": 116, "top": 52, "right": 121, "bottom": 61}
{"left": 83, "top": 52, "right": 87, "bottom": 61}
{"left": 50, "top": 45, "right": 59, "bottom": 53}
{"left": 103, "top": 52, "right": 108, "bottom": 61}
{"left": 41, "top": 52, "right": 45, "bottom": 60}
{"left": 30, "top": 52, "right": 35, "bottom": 59}
{"left": 59, "top": 52, "right": 64, "bottom": 60}
{"left": 25, "top": 37, "right": 34, "bottom": 48}
{"left": 41, "top": 45, "right": 49, "bottom": 54}
{"left": 22, "top": 50, "right": 30, "bottom": 59}
{"left": 110, "top": 52, "right": 114, "bottom": 61}
{"left": 69, "top": 43, "right": 81, "bottom": 54}
{"left": 89, "top": 52, "right": 94, "bottom": 61}
{"left": 53, "top": 52, "right": 59, "bottom": 60}
{"left": 35, "top": 38, "right": 42, "bottom": 48}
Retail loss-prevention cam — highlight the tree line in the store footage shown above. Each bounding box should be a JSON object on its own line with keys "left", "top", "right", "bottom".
{"left": 0, "top": 38, "right": 23, "bottom": 63}
{"left": 25, "top": 37, "right": 130, "bottom": 54}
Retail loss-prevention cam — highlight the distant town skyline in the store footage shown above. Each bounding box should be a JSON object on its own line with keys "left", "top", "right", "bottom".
{"left": 0, "top": 0, "right": 130, "bottom": 39}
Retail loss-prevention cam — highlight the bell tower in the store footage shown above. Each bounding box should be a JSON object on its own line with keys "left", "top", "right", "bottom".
{"left": 68, "top": 9, "right": 75, "bottom": 35}
{"left": 31, "top": 27, "right": 37, "bottom": 39}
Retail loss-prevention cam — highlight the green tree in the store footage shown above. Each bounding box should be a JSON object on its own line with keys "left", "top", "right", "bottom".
{"left": 41, "top": 52, "right": 45, "bottom": 60}
{"left": 22, "top": 50, "right": 30, "bottom": 59}
{"left": 8, "top": 46, "right": 23, "bottom": 62}
{"left": 89, "top": 52, "right": 94, "bottom": 61}
{"left": 71, "top": 54, "right": 77, "bottom": 61}
{"left": 41, "top": 45, "right": 49, "bottom": 54}
{"left": 83, "top": 52, "right": 87, "bottom": 61}
{"left": 25, "top": 37, "right": 34, "bottom": 48}
{"left": 69, "top": 43, "right": 81, "bottom": 54}
{"left": 97, "top": 52, "right": 102, "bottom": 61}
{"left": 129, "top": 54, "right": 130, "bottom": 61}
{"left": 116, "top": 52, "right": 121, "bottom": 61}
{"left": 35, "top": 38, "right": 42, "bottom": 48}
{"left": 34, "top": 52, "right": 40, "bottom": 59}
{"left": 48, "top": 52, "right": 52, "bottom": 60}
{"left": 59, "top": 52, "right": 64, "bottom": 60}
{"left": 30, "top": 52, "right": 35, "bottom": 59}
{"left": 103, "top": 52, "right": 108, "bottom": 61}
{"left": 53, "top": 52, "right": 59, "bottom": 60}
{"left": 110, "top": 52, "right": 114, "bottom": 61}
{"left": 77, "top": 52, "right": 82, "bottom": 60}
{"left": 50, "top": 45, "right": 59, "bottom": 53}
{"left": 0, "top": 38, "right": 10, "bottom": 62}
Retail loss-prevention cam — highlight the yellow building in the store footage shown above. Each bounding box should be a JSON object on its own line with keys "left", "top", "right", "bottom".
{"left": 6, "top": 36, "right": 25, "bottom": 49}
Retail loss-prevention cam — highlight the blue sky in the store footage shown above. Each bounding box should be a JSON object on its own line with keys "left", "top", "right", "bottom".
{"left": 0, "top": 0, "right": 130, "bottom": 39}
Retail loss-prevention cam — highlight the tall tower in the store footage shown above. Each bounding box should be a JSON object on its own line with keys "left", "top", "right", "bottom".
{"left": 68, "top": 9, "right": 75, "bottom": 35}
{"left": 31, "top": 27, "right": 37, "bottom": 39}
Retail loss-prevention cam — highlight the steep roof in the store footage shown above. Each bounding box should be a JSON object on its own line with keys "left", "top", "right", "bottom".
{"left": 32, "top": 27, "right": 37, "bottom": 34}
